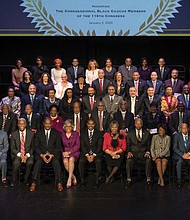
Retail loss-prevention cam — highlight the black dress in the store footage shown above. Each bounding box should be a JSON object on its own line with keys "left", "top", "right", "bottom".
{"left": 73, "top": 83, "right": 90, "bottom": 100}
{"left": 59, "top": 98, "right": 79, "bottom": 120}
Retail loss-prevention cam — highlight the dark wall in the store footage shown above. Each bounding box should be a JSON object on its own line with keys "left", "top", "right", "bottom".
{"left": 1, "top": 36, "right": 190, "bottom": 80}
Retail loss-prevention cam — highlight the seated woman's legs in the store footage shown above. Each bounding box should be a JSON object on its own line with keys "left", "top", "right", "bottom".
{"left": 63, "top": 157, "right": 76, "bottom": 188}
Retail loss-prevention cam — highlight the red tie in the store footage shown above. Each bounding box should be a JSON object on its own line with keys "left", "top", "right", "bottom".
{"left": 99, "top": 79, "right": 103, "bottom": 92}
{"left": 20, "top": 132, "right": 25, "bottom": 155}
{"left": 99, "top": 112, "right": 103, "bottom": 131}
{"left": 76, "top": 114, "right": 80, "bottom": 135}
{"left": 90, "top": 97, "right": 94, "bottom": 110}
{"left": 135, "top": 81, "right": 138, "bottom": 97}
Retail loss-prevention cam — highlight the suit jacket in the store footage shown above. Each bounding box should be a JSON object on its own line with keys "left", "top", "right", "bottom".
{"left": 169, "top": 111, "right": 190, "bottom": 134}
{"left": 69, "top": 112, "right": 89, "bottom": 131}
{"left": 82, "top": 95, "right": 100, "bottom": 114}
{"left": 111, "top": 80, "right": 126, "bottom": 97}
{"left": 92, "top": 78, "right": 110, "bottom": 98}
{"left": 155, "top": 66, "right": 170, "bottom": 81}
{"left": 20, "top": 113, "right": 41, "bottom": 131}
{"left": 67, "top": 66, "right": 84, "bottom": 84}
{"left": 143, "top": 96, "right": 161, "bottom": 114}
{"left": 113, "top": 110, "right": 134, "bottom": 132}
{"left": 43, "top": 98, "right": 60, "bottom": 117}
{"left": 0, "top": 112, "right": 17, "bottom": 136}
{"left": 127, "top": 130, "right": 151, "bottom": 157}
{"left": 125, "top": 96, "right": 144, "bottom": 117}
{"left": 80, "top": 129, "right": 103, "bottom": 155}
{"left": 173, "top": 133, "right": 190, "bottom": 159}
{"left": 91, "top": 109, "right": 111, "bottom": 132}
{"left": 164, "top": 78, "right": 184, "bottom": 94}
{"left": 102, "top": 95, "right": 123, "bottom": 117}
{"left": 11, "top": 129, "right": 34, "bottom": 158}
{"left": 0, "top": 130, "right": 9, "bottom": 160}
{"left": 118, "top": 65, "right": 137, "bottom": 81}
{"left": 34, "top": 128, "right": 62, "bottom": 159}
{"left": 177, "top": 94, "right": 190, "bottom": 110}
{"left": 21, "top": 94, "right": 43, "bottom": 115}
{"left": 125, "top": 79, "right": 147, "bottom": 98}
{"left": 146, "top": 80, "right": 164, "bottom": 100}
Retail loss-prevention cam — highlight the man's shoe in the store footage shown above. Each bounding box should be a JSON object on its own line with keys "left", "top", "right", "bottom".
{"left": 147, "top": 180, "right": 152, "bottom": 189}
{"left": 57, "top": 183, "right": 63, "bottom": 192}
{"left": 81, "top": 179, "right": 85, "bottom": 187}
{"left": 29, "top": 183, "right": 37, "bottom": 192}
{"left": 94, "top": 179, "right": 100, "bottom": 189}
{"left": 2, "top": 180, "right": 8, "bottom": 188}
{"left": 10, "top": 181, "right": 16, "bottom": 187}
{"left": 177, "top": 180, "right": 182, "bottom": 189}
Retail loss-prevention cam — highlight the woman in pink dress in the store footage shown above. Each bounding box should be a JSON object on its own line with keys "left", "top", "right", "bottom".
{"left": 61, "top": 119, "right": 80, "bottom": 188}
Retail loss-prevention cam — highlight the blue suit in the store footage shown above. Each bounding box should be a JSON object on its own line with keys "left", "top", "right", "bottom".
{"left": 146, "top": 80, "right": 164, "bottom": 100}
{"left": 173, "top": 133, "right": 190, "bottom": 180}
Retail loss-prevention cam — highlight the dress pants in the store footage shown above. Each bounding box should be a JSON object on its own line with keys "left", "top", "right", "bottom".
{"left": 79, "top": 154, "right": 102, "bottom": 179}
{"left": 0, "top": 159, "right": 7, "bottom": 180}
{"left": 176, "top": 157, "right": 190, "bottom": 180}
{"left": 126, "top": 155, "right": 152, "bottom": 180}
{"left": 32, "top": 157, "right": 62, "bottom": 184}
{"left": 12, "top": 156, "right": 34, "bottom": 182}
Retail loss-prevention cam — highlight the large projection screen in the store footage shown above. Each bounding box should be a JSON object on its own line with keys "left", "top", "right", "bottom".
{"left": 0, "top": 0, "right": 189, "bottom": 36}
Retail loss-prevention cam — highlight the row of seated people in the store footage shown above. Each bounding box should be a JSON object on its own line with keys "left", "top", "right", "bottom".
{"left": 0, "top": 96, "right": 190, "bottom": 191}
{"left": 0, "top": 118, "right": 190, "bottom": 192}
{"left": 12, "top": 56, "right": 175, "bottom": 89}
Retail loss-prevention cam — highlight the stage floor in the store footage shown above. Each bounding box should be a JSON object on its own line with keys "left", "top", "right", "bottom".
{"left": 1, "top": 176, "right": 190, "bottom": 220}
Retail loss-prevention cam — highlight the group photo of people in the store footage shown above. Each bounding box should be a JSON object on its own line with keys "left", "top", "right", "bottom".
{"left": 1, "top": 55, "right": 190, "bottom": 192}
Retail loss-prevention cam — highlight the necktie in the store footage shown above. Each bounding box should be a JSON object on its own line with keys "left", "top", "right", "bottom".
{"left": 173, "top": 79, "right": 177, "bottom": 89}
{"left": 110, "top": 96, "right": 113, "bottom": 104}
{"left": 178, "top": 112, "right": 183, "bottom": 132}
{"left": 184, "top": 135, "right": 188, "bottom": 149}
{"left": 153, "top": 81, "right": 156, "bottom": 92}
{"left": 99, "top": 79, "right": 103, "bottom": 92}
{"left": 137, "top": 130, "right": 142, "bottom": 142}
{"left": 45, "top": 130, "right": 49, "bottom": 146}
{"left": 117, "top": 85, "right": 121, "bottom": 95}
{"left": 149, "top": 97, "right": 153, "bottom": 103}
{"left": 90, "top": 97, "right": 94, "bottom": 110}
{"left": 2, "top": 115, "right": 7, "bottom": 131}
{"left": 31, "top": 95, "right": 34, "bottom": 106}
{"left": 99, "top": 112, "right": 103, "bottom": 131}
{"left": 27, "top": 115, "right": 31, "bottom": 127}
{"left": 160, "top": 68, "right": 164, "bottom": 79}
{"left": 89, "top": 131, "right": 93, "bottom": 145}
{"left": 185, "top": 95, "right": 189, "bottom": 108}
{"left": 76, "top": 114, "right": 80, "bottom": 135}
{"left": 20, "top": 132, "right": 25, "bottom": 155}
{"left": 131, "top": 98, "right": 135, "bottom": 115}
{"left": 135, "top": 81, "right": 138, "bottom": 97}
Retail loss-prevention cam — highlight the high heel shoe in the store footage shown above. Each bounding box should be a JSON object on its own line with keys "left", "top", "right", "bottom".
{"left": 66, "top": 179, "right": 72, "bottom": 189}
{"left": 72, "top": 177, "right": 77, "bottom": 186}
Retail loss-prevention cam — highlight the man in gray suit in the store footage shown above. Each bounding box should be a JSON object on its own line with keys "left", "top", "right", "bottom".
{"left": 118, "top": 57, "right": 137, "bottom": 81}
{"left": 0, "top": 130, "right": 9, "bottom": 187}
{"left": 10, "top": 118, "right": 34, "bottom": 186}
{"left": 102, "top": 85, "right": 123, "bottom": 118}
{"left": 173, "top": 123, "right": 190, "bottom": 188}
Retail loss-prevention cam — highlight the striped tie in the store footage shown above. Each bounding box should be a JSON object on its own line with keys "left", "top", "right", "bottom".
{"left": 2, "top": 115, "right": 6, "bottom": 131}
{"left": 89, "top": 131, "right": 93, "bottom": 145}
{"left": 20, "top": 132, "right": 25, "bottom": 155}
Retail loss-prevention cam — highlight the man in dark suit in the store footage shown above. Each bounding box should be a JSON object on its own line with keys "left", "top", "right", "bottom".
{"left": 177, "top": 85, "right": 190, "bottom": 110}
{"left": 173, "top": 123, "right": 190, "bottom": 188}
{"left": 143, "top": 87, "right": 161, "bottom": 114}
{"left": 43, "top": 89, "right": 60, "bottom": 117}
{"left": 125, "top": 87, "right": 144, "bottom": 118}
{"left": 79, "top": 118, "right": 103, "bottom": 188}
{"left": 102, "top": 85, "right": 123, "bottom": 118}
{"left": 118, "top": 57, "right": 137, "bottom": 81}
{"left": 91, "top": 101, "right": 111, "bottom": 132}
{"left": 67, "top": 58, "right": 84, "bottom": 84}
{"left": 82, "top": 87, "right": 100, "bottom": 116}
{"left": 155, "top": 57, "right": 170, "bottom": 81}
{"left": 92, "top": 69, "right": 110, "bottom": 99}
{"left": 125, "top": 71, "right": 147, "bottom": 98}
{"left": 0, "top": 104, "right": 17, "bottom": 137}
{"left": 170, "top": 102, "right": 190, "bottom": 135}
{"left": 146, "top": 71, "right": 164, "bottom": 100}
{"left": 21, "top": 84, "right": 43, "bottom": 115}
{"left": 113, "top": 100, "right": 134, "bottom": 136}
{"left": 126, "top": 118, "right": 151, "bottom": 188}
{"left": 20, "top": 104, "right": 41, "bottom": 133}
{"left": 29, "top": 118, "right": 63, "bottom": 192}
{"left": 69, "top": 101, "right": 88, "bottom": 135}
{"left": 10, "top": 118, "right": 34, "bottom": 186}
{"left": 164, "top": 69, "right": 184, "bottom": 94}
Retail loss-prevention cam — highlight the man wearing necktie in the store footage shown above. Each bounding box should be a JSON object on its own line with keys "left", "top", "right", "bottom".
{"left": 155, "top": 58, "right": 170, "bottom": 82}
{"left": 177, "top": 85, "right": 190, "bottom": 110}
{"left": 10, "top": 118, "right": 34, "bottom": 186}
{"left": 173, "top": 123, "right": 190, "bottom": 188}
